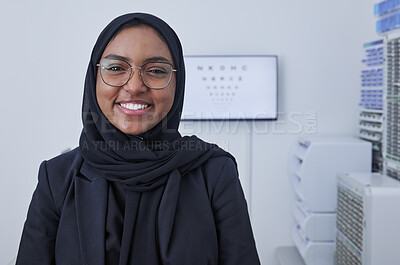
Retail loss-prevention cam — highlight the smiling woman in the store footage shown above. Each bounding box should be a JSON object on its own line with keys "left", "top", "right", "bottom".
{"left": 15, "top": 13, "right": 260, "bottom": 265}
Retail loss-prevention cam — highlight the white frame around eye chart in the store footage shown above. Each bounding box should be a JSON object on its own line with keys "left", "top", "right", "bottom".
{"left": 181, "top": 55, "right": 278, "bottom": 121}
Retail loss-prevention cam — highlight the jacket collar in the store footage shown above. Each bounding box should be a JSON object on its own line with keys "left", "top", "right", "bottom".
{"left": 75, "top": 161, "right": 108, "bottom": 265}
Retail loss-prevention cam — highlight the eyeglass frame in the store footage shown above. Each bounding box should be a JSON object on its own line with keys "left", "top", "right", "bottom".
{"left": 96, "top": 58, "right": 178, "bottom": 89}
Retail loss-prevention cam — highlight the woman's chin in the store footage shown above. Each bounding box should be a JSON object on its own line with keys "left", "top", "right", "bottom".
{"left": 116, "top": 122, "right": 156, "bottom": 136}
{"left": 119, "top": 126, "right": 145, "bottom": 136}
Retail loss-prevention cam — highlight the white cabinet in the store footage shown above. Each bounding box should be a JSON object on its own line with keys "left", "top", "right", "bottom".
{"left": 336, "top": 173, "right": 400, "bottom": 265}
{"left": 291, "top": 136, "right": 372, "bottom": 212}
{"left": 290, "top": 136, "right": 372, "bottom": 265}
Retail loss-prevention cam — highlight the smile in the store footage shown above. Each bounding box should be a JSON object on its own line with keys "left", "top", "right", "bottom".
{"left": 119, "top": 103, "right": 149, "bottom": 111}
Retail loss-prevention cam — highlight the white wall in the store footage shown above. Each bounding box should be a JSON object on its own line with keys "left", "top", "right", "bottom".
{"left": 0, "top": 0, "right": 378, "bottom": 264}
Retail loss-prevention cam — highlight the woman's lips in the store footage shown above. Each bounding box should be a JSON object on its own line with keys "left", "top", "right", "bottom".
{"left": 120, "top": 102, "right": 149, "bottom": 110}
{"left": 116, "top": 100, "right": 152, "bottom": 116}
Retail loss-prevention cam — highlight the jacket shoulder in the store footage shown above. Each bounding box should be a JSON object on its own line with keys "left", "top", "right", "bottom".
{"left": 200, "top": 155, "right": 238, "bottom": 197}
{"left": 46, "top": 147, "right": 83, "bottom": 175}
{"left": 41, "top": 147, "right": 83, "bottom": 213}
{"left": 202, "top": 155, "right": 236, "bottom": 175}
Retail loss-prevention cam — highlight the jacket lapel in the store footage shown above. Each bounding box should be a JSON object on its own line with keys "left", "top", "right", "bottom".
{"left": 75, "top": 161, "right": 108, "bottom": 265}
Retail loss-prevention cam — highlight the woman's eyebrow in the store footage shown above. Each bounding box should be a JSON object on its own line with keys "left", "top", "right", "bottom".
{"left": 103, "top": 54, "right": 130, "bottom": 62}
{"left": 143, "top": 56, "right": 171, "bottom": 64}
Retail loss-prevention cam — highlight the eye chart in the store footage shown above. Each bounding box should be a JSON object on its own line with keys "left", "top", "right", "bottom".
{"left": 181, "top": 56, "right": 278, "bottom": 120}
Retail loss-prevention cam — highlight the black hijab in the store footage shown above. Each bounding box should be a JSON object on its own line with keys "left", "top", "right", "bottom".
{"left": 78, "top": 13, "right": 233, "bottom": 265}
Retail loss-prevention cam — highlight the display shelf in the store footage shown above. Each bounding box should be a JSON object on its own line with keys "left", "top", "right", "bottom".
{"left": 358, "top": 123, "right": 383, "bottom": 133}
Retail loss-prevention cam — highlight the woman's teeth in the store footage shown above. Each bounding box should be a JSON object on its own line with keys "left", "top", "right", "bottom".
{"left": 120, "top": 103, "right": 149, "bottom": 110}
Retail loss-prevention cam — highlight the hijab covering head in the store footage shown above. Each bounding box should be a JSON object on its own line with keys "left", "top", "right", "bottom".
{"left": 82, "top": 12, "right": 184, "bottom": 142}
{"left": 78, "top": 13, "right": 234, "bottom": 265}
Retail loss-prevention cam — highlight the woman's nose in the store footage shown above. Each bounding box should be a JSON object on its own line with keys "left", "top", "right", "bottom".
{"left": 123, "top": 69, "right": 148, "bottom": 94}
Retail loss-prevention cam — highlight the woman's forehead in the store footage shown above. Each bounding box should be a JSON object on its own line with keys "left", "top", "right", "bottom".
{"left": 101, "top": 25, "right": 174, "bottom": 65}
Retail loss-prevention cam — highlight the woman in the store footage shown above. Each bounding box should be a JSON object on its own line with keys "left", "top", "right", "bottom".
{"left": 16, "top": 13, "right": 260, "bottom": 265}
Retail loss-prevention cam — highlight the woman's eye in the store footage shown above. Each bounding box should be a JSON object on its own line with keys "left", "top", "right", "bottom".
{"left": 147, "top": 68, "right": 167, "bottom": 74}
{"left": 105, "top": 65, "right": 126, "bottom": 72}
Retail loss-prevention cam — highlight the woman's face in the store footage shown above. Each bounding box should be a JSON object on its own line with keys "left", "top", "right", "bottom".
{"left": 96, "top": 25, "right": 176, "bottom": 135}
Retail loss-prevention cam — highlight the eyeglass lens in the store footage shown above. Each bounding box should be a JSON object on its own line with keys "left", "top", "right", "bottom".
{"left": 99, "top": 58, "right": 174, "bottom": 89}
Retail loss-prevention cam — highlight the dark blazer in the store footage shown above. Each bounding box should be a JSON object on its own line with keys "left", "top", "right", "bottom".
{"left": 16, "top": 147, "right": 260, "bottom": 265}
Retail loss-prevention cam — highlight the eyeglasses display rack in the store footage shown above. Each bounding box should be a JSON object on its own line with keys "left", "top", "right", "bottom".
{"left": 334, "top": 2, "right": 400, "bottom": 264}
{"left": 358, "top": 40, "right": 384, "bottom": 173}
{"left": 372, "top": 0, "right": 400, "bottom": 182}
{"left": 384, "top": 35, "right": 400, "bottom": 181}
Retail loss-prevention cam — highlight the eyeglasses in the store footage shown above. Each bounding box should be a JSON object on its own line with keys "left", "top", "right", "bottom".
{"left": 97, "top": 58, "right": 177, "bottom": 89}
